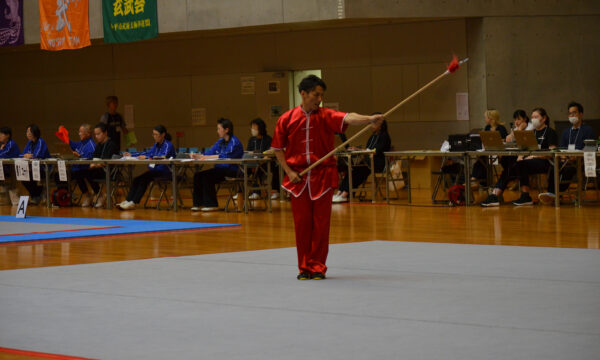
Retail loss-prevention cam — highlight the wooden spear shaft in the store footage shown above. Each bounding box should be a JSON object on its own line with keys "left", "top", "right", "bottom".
{"left": 299, "top": 58, "right": 468, "bottom": 177}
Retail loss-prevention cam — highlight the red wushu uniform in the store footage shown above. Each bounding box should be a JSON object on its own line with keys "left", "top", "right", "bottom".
{"left": 272, "top": 106, "right": 348, "bottom": 275}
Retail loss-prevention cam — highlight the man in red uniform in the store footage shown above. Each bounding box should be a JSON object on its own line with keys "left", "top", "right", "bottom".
{"left": 272, "top": 75, "right": 384, "bottom": 280}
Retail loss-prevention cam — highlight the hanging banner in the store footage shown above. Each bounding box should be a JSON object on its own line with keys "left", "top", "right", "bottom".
{"left": 0, "top": 0, "right": 24, "bottom": 47}
{"left": 39, "top": 0, "right": 91, "bottom": 51}
{"left": 102, "top": 0, "right": 158, "bottom": 43}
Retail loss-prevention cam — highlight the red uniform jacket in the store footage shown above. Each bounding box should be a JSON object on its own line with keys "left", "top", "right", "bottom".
{"left": 272, "top": 106, "right": 348, "bottom": 200}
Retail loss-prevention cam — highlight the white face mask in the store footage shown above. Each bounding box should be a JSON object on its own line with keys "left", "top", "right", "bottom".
{"left": 531, "top": 118, "right": 542, "bottom": 128}
{"left": 568, "top": 116, "right": 579, "bottom": 125}
{"left": 251, "top": 128, "right": 259, "bottom": 137}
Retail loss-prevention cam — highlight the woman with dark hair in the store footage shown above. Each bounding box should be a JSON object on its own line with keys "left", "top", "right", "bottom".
{"left": 510, "top": 107, "right": 558, "bottom": 206}
{"left": 19, "top": 124, "right": 50, "bottom": 204}
{"left": 0, "top": 127, "right": 21, "bottom": 205}
{"left": 191, "top": 118, "right": 244, "bottom": 211}
{"left": 505, "top": 109, "right": 533, "bottom": 143}
{"left": 247, "top": 118, "right": 270, "bottom": 151}
{"left": 481, "top": 109, "right": 534, "bottom": 206}
{"left": 333, "top": 117, "right": 391, "bottom": 203}
{"left": 117, "top": 125, "right": 176, "bottom": 210}
{"left": 246, "top": 117, "right": 280, "bottom": 200}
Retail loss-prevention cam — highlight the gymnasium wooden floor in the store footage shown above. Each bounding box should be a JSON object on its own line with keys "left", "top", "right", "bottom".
{"left": 0, "top": 188, "right": 599, "bottom": 359}
{"left": 1, "top": 189, "right": 599, "bottom": 272}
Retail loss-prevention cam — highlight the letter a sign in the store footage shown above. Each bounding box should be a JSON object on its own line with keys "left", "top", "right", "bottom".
{"left": 16, "top": 196, "right": 29, "bottom": 218}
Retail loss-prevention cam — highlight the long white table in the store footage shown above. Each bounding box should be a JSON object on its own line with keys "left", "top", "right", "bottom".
{"left": 2, "top": 157, "right": 272, "bottom": 213}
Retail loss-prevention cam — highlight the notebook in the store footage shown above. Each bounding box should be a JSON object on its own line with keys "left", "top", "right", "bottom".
{"left": 479, "top": 131, "right": 506, "bottom": 151}
{"left": 53, "top": 142, "right": 78, "bottom": 160}
{"left": 514, "top": 130, "right": 540, "bottom": 151}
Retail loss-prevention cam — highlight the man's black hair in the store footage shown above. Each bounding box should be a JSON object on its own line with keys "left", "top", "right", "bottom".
{"left": 298, "top": 75, "right": 327, "bottom": 94}
{"left": 0, "top": 126, "right": 12, "bottom": 139}
{"left": 218, "top": 117, "right": 234, "bottom": 136}
{"left": 95, "top": 122, "right": 108, "bottom": 133}
{"left": 568, "top": 101, "right": 583, "bottom": 113}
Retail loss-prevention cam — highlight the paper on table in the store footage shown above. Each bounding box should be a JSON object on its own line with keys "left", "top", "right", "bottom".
{"left": 15, "top": 160, "right": 29, "bottom": 181}
{"left": 58, "top": 160, "right": 67, "bottom": 181}
{"left": 584, "top": 152, "right": 596, "bottom": 178}
{"left": 31, "top": 161, "right": 40, "bottom": 181}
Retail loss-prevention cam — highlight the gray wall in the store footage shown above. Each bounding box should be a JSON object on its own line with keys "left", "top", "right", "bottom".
{"left": 481, "top": 15, "right": 600, "bottom": 127}
{"left": 24, "top": 0, "right": 344, "bottom": 43}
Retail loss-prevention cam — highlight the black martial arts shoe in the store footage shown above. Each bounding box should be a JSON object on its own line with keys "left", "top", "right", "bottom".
{"left": 297, "top": 272, "right": 311, "bottom": 280}
{"left": 311, "top": 272, "right": 326, "bottom": 280}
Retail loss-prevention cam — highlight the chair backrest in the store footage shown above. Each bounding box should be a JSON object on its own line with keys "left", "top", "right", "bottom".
{"left": 188, "top": 147, "right": 199, "bottom": 153}
{"left": 178, "top": 147, "right": 187, "bottom": 153}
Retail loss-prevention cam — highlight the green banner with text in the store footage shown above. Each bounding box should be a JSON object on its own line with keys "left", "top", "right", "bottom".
{"left": 102, "top": 0, "right": 157, "bottom": 43}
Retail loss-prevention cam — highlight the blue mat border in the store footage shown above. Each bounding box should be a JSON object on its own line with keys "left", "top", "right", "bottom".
{"left": 0, "top": 216, "right": 238, "bottom": 243}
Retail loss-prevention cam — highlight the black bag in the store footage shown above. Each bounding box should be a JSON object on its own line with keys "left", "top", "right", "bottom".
{"left": 448, "top": 134, "right": 469, "bottom": 151}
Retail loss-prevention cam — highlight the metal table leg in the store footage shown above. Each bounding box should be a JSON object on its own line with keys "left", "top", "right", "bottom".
{"left": 554, "top": 156, "right": 560, "bottom": 207}
{"left": 347, "top": 154, "right": 353, "bottom": 203}
{"left": 105, "top": 162, "right": 111, "bottom": 208}
{"left": 171, "top": 162, "right": 178, "bottom": 212}
{"left": 464, "top": 154, "right": 471, "bottom": 205}
{"left": 370, "top": 153, "right": 375, "bottom": 203}
{"left": 385, "top": 156, "right": 390, "bottom": 205}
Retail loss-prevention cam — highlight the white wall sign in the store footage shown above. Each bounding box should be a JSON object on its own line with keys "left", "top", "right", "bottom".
{"left": 456, "top": 93, "right": 469, "bottom": 121}
{"left": 241, "top": 76, "right": 255, "bottom": 95}
{"left": 124, "top": 104, "right": 135, "bottom": 129}
{"left": 191, "top": 108, "right": 207, "bottom": 126}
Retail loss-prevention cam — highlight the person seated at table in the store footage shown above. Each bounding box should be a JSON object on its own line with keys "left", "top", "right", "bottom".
{"left": 191, "top": 118, "right": 244, "bottom": 212}
{"left": 0, "top": 127, "right": 21, "bottom": 205}
{"left": 19, "top": 124, "right": 50, "bottom": 205}
{"left": 116, "top": 125, "right": 176, "bottom": 210}
{"left": 54, "top": 124, "right": 96, "bottom": 206}
{"left": 246, "top": 117, "right": 280, "bottom": 200}
{"left": 481, "top": 111, "right": 533, "bottom": 206}
{"left": 538, "top": 101, "right": 596, "bottom": 205}
{"left": 471, "top": 110, "right": 509, "bottom": 187}
{"left": 79, "top": 123, "right": 121, "bottom": 208}
{"left": 333, "top": 117, "right": 391, "bottom": 203}
{"left": 511, "top": 107, "right": 558, "bottom": 206}
{"left": 505, "top": 109, "right": 533, "bottom": 143}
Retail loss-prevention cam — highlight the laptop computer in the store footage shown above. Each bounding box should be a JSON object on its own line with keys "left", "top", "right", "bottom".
{"left": 53, "top": 142, "right": 78, "bottom": 160}
{"left": 513, "top": 130, "right": 540, "bottom": 151}
{"left": 479, "top": 131, "right": 506, "bottom": 151}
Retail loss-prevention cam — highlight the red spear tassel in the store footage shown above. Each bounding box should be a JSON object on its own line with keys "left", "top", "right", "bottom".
{"left": 55, "top": 125, "right": 69, "bottom": 144}
{"left": 447, "top": 54, "right": 460, "bottom": 73}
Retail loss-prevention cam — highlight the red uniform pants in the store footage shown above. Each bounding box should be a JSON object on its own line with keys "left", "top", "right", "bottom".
{"left": 290, "top": 189, "right": 334, "bottom": 274}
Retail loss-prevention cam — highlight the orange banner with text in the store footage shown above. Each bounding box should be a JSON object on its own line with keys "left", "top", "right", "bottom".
{"left": 39, "top": 0, "right": 91, "bottom": 51}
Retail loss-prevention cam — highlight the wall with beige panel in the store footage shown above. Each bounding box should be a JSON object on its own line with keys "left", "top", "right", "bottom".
{"left": 1, "top": 19, "right": 469, "bottom": 153}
